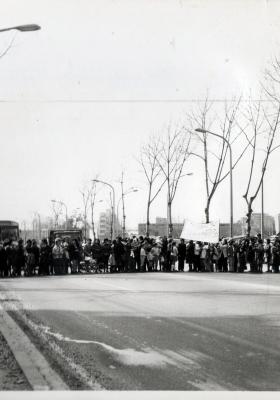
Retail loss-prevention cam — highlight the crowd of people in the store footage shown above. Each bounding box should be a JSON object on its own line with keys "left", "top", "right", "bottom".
{"left": 0, "top": 233, "right": 280, "bottom": 278}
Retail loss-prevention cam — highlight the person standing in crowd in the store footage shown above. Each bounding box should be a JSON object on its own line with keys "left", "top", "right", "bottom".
{"left": 25, "top": 239, "right": 35, "bottom": 276}
{"left": 31, "top": 240, "right": 40, "bottom": 274}
{"left": 255, "top": 239, "right": 264, "bottom": 273}
{"left": 102, "top": 238, "right": 111, "bottom": 273}
{"left": 68, "top": 239, "right": 81, "bottom": 274}
{"left": 5, "top": 240, "right": 14, "bottom": 277}
{"left": 123, "top": 239, "right": 132, "bottom": 272}
{"left": 131, "top": 237, "right": 140, "bottom": 271}
{"left": 166, "top": 239, "right": 174, "bottom": 272}
{"left": 200, "top": 242, "right": 209, "bottom": 272}
{"left": 178, "top": 239, "right": 186, "bottom": 272}
{"left": 92, "top": 238, "right": 103, "bottom": 271}
{"left": 150, "top": 241, "right": 160, "bottom": 271}
{"left": 264, "top": 238, "right": 272, "bottom": 273}
{"left": 109, "top": 240, "right": 117, "bottom": 273}
{"left": 52, "top": 238, "right": 65, "bottom": 275}
{"left": 160, "top": 237, "right": 168, "bottom": 271}
{"left": 186, "top": 240, "right": 195, "bottom": 272}
{"left": 147, "top": 244, "right": 154, "bottom": 272}
{"left": 220, "top": 239, "right": 228, "bottom": 272}
{"left": 237, "top": 240, "right": 247, "bottom": 273}
{"left": 212, "top": 243, "right": 221, "bottom": 272}
{"left": 140, "top": 242, "right": 147, "bottom": 272}
{"left": 114, "top": 237, "right": 125, "bottom": 272}
{"left": 247, "top": 239, "right": 256, "bottom": 273}
{"left": 194, "top": 241, "right": 202, "bottom": 272}
{"left": 271, "top": 238, "right": 280, "bottom": 273}
{"left": 170, "top": 241, "right": 178, "bottom": 272}
{"left": 0, "top": 241, "right": 8, "bottom": 278}
{"left": 14, "top": 239, "right": 25, "bottom": 277}
{"left": 228, "top": 240, "right": 235, "bottom": 272}
{"left": 84, "top": 238, "right": 92, "bottom": 272}
{"left": 39, "top": 238, "right": 52, "bottom": 275}
{"left": 208, "top": 244, "right": 214, "bottom": 272}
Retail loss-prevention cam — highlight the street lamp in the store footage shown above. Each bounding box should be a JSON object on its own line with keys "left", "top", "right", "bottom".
{"left": 0, "top": 24, "right": 41, "bottom": 33}
{"left": 51, "top": 199, "right": 68, "bottom": 229}
{"left": 195, "top": 128, "right": 233, "bottom": 238}
{"left": 117, "top": 188, "right": 139, "bottom": 237}
{"left": 92, "top": 179, "right": 116, "bottom": 240}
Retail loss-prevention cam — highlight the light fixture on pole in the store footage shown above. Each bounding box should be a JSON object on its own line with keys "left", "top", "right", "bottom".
{"left": 195, "top": 128, "right": 233, "bottom": 238}
{"left": 0, "top": 24, "right": 41, "bottom": 33}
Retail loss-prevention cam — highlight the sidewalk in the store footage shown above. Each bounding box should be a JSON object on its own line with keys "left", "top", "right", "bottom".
{"left": 0, "top": 331, "right": 31, "bottom": 390}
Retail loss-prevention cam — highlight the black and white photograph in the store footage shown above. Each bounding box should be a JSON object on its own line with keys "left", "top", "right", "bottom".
{"left": 1, "top": 0, "right": 280, "bottom": 397}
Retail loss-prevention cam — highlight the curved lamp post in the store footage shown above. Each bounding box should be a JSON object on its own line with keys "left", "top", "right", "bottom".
{"left": 117, "top": 188, "right": 138, "bottom": 237}
{"left": 92, "top": 179, "right": 116, "bottom": 240}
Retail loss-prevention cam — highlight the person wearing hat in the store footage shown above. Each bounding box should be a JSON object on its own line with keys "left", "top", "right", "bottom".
{"left": 52, "top": 238, "right": 65, "bottom": 275}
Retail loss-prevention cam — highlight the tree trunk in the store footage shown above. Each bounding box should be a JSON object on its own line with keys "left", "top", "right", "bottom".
{"left": 146, "top": 202, "right": 151, "bottom": 236}
{"left": 204, "top": 202, "right": 210, "bottom": 224}
{"left": 92, "top": 220, "right": 96, "bottom": 240}
{"left": 167, "top": 201, "right": 173, "bottom": 237}
{"left": 246, "top": 201, "right": 253, "bottom": 237}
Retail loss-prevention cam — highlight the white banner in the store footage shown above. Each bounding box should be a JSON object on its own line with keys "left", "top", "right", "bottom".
{"left": 180, "top": 219, "right": 220, "bottom": 243}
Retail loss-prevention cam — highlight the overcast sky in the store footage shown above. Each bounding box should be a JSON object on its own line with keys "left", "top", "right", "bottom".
{"left": 1, "top": 0, "right": 280, "bottom": 230}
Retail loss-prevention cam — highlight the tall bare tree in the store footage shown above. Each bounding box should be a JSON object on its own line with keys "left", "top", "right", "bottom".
{"left": 189, "top": 97, "right": 251, "bottom": 224}
{"left": 242, "top": 96, "right": 280, "bottom": 236}
{"left": 51, "top": 201, "right": 62, "bottom": 228}
{"left": 80, "top": 186, "right": 91, "bottom": 239}
{"left": 139, "top": 136, "right": 166, "bottom": 236}
{"left": 89, "top": 179, "right": 99, "bottom": 241}
{"left": 156, "top": 123, "right": 192, "bottom": 237}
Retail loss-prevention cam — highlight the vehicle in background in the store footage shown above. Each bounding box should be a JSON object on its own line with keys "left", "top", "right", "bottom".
{"left": 0, "top": 220, "right": 20, "bottom": 242}
{"left": 48, "top": 229, "right": 83, "bottom": 246}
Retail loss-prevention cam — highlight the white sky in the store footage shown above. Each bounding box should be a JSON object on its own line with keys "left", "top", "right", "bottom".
{"left": 1, "top": 0, "right": 280, "bottom": 230}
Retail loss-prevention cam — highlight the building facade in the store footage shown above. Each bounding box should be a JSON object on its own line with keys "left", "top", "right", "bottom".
{"left": 240, "top": 213, "right": 275, "bottom": 237}
{"left": 97, "top": 209, "right": 121, "bottom": 241}
{"left": 138, "top": 217, "right": 184, "bottom": 238}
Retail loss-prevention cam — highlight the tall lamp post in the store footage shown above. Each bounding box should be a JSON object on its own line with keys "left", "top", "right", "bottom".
{"left": 195, "top": 128, "right": 233, "bottom": 238}
{"left": 117, "top": 188, "right": 138, "bottom": 238}
{"left": 92, "top": 179, "right": 116, "bottom": 240}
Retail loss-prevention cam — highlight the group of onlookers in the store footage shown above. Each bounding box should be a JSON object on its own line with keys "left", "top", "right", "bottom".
{"left": 0, "top": 233, "right": 279, "bottom": 278}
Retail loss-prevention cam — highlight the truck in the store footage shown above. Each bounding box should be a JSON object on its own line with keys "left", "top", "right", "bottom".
{"left": 48, "top": 228, "right": 83, "bottom": 246}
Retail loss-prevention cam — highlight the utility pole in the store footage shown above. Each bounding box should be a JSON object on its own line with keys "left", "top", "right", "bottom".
{"left": 121, "top": 171, "right": 126, "bottom": 238}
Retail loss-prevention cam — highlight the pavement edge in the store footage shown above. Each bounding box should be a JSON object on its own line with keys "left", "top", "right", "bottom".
{"left": 0, "top": 304, "right": 69, "bottom": 391}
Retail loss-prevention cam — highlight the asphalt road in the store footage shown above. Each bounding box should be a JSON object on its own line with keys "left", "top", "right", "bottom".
{"left": 1, "top": 272, "right": 280, "bottom": 390}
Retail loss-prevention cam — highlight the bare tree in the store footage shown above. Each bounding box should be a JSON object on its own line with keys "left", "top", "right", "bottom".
{"left": 156, "top": 123, "right": 192, "bottom": 237}
{"left": 80, "top": 186, "right": 91, "bottom": 239}
{"left": 242, "top": 97, "right": 280, "bottom": 236}
{"left": 189, "top": 97, "right": 251, "bottom": 224}
{"left": 51, "top": 201, "right": 62, "bottom": 228}
{"left": 89, "top": 179, "right": 99, "bottom": 241}
{"left": 139, "top": 136, "right": 166, "bottom": 236}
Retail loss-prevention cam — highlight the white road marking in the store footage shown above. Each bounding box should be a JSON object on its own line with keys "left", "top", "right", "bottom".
{"left": 33, "top": 323, "right": 176, "bottom": 367}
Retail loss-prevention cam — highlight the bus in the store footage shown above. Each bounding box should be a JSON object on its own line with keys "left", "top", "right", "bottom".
{"left": 0, "top": 220, "right": 20, "bottom": 242}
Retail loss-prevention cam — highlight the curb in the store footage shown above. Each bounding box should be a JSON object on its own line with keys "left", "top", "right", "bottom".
{"left": 0, "top": 305, "right": 69, "bottom": 390}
